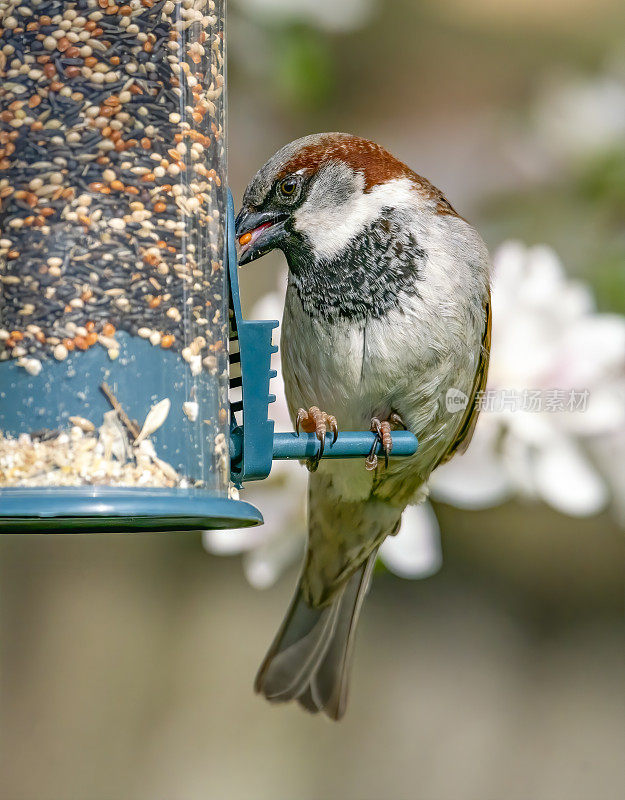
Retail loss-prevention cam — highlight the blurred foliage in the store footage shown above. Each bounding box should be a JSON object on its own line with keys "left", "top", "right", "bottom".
{"left": 578, "top": 147, "right": 625, "bottom": 221}
{"left": 269, "top": 26, "right": 335, "bottom": 110}
{"left": 483, "top": 149, "right": 625, "bottom": 314}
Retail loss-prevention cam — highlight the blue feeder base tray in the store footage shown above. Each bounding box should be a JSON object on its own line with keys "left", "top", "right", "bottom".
{"left": 0, "top": 488, "right": 263, "bottom": 533}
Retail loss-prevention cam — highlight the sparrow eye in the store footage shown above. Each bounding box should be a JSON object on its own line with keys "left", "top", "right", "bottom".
{"left": 279, "top": 176, "right": 298, "bottom": 198}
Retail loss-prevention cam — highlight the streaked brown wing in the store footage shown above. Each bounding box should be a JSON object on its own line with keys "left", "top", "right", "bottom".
{"left": 437, "top": 291, "right": 491, "bottom": 466}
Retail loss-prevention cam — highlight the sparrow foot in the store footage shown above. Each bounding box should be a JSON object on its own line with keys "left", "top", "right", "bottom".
{"left": 365, "top": 412, "right": 405, "bottom": 471}
{"left": 296, "top": 406, "right": 339, "bottom": 472}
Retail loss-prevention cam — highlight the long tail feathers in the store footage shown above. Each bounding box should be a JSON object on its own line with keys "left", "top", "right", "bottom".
{"left": 254, "top": 550, "right": 377, "bottom": 721}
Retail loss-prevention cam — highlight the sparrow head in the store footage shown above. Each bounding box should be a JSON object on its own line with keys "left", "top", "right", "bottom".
{"left": 235, "top": 132, "right": 458, "bottom": 269}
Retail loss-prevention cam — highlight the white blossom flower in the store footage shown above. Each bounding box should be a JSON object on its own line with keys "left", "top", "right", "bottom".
{"left": 431, "top": 241, "right": 625, "bottom": 519}
{"left": 232, "top": 0, "right": 376, "bottom": 33}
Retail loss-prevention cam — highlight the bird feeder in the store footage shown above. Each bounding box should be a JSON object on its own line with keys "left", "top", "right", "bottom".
{"left": 0, "top": 0, "right": 418, "bottom": 532}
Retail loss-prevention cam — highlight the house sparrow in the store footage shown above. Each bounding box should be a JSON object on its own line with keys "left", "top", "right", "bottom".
{"left": 236, "top": 133, "right": 491, "bottom": 720}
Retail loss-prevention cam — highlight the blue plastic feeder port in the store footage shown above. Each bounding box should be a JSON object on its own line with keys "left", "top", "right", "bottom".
{"left": 0, "top": 334, "right": 262, "bottom": 532}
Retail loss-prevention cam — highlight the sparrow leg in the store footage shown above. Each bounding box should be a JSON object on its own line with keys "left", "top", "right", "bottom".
{"left": 296, "top": 406, "right": 339, "bottom": 472}
{"left": 365, "top": 413, "right": 404, "bottom": 471}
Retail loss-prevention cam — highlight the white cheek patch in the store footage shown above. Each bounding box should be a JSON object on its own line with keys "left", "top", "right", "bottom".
{"left": 293, "top": 177, "right": 418, "bottom": 261}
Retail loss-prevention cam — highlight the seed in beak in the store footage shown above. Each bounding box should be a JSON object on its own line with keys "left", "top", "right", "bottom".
{"left": 239, "top": 232, "right": 252, "bottom": 246}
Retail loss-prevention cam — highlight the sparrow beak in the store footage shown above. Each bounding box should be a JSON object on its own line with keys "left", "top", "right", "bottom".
{"left": 235, "top": 207, "right": 289, "bottom": 266}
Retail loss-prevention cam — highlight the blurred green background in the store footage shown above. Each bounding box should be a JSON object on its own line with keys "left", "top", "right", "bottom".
{"left": 1, "top": 1, "right": 624, "bottom": 798}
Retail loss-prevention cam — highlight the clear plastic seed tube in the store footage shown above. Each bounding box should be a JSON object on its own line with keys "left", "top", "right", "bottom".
{"left": 0, "top": 0, "right": 229, "bottom": 492}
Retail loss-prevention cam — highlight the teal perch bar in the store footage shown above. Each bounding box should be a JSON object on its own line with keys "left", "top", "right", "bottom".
{"left": 271, "top": 431, "right": 419, "bottom": 460}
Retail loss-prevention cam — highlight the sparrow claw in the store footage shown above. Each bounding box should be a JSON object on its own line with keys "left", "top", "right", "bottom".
{"left": 296, "top": 406, "right": 340, "bottom": 472}
{"left": 317, "top": 429, "right": 326, "bottom": 460}
{"left": 365, "top": 439, "right": 379, "bottom": 471}
{"left": 295, "top": 408, "right": 307, "bottom": 436}
{"left": 367, "top": 417, "right": 394, "bottom": 471}
{"left": 389, "top": 411, "right": 406, "bottom": 430}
